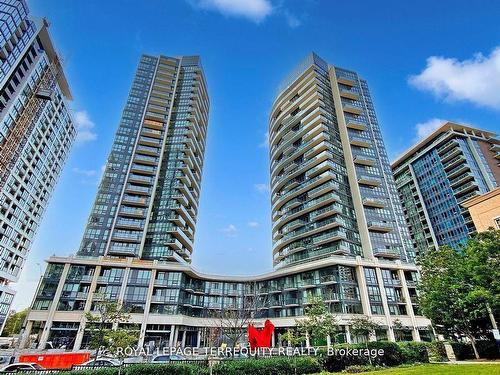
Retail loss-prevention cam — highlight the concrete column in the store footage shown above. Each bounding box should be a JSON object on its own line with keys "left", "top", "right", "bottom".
{"left": 173, "top": 325, "right": 179, "bottom": 347}
{"left": 271, "top": 331, "right": 275, "bottom": 347}
{"left": 138, "top": 268, "right": 157, "bottom": 348}
{"left": 197, "top": 330, "right": 202, "bottom": 348}
{"left": 326, "top": 334, "right": 331, "bottom": 348}
{"left": 38, "top": 262, "right": 71, "bottom": 349}
{"left": 305, "top": 331, "right": 310, "bottom": 348}
{"left": 169, "top": 325, "right": 175, "bottom": 347}
{"left": 355, "top": 263, "right": 371, "bottom": 316}
{"left": 387, "top": 326, "right": 396, "bottom": 342}
{"left": 328, "top": 67, "right": 373, "bottom": 259}
{"left": 374, "top": 267, "right": 393, "bottom": 341}
{"left": 117, "top": 266, "right": 131, "bottom": 305}
{"left": 345, "top": 326, "right": 352, "bottom": 344}
{"left": 18, "top": 320, "right": 33, "bottom": 349}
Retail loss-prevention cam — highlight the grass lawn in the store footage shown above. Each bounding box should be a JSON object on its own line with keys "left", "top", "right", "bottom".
{"left": 316, "top": 363, "right": 500, "bottom": 374}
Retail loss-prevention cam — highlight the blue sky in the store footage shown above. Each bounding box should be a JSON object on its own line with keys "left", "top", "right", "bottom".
{"left": 13, "top": 0, "right": 500, "bottom": 309}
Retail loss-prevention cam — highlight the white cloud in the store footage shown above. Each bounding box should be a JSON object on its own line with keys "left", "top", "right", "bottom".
{"left": 283, "top": 9, "right": 301, "bottom": 28}
{"left": 414, "top": 118, "right": 446, "bottom": 141}
{"left": 189, "top": 0, "right": 273, "bottom": 22}
{"left": 254, "top": 183, "right": 269, "bottom": 193}
{"left": 258, "top": 131, "right": 269, "bottom": 148}
{"left": 248, "top": 221, "right": 259, "bottom": 228}
{"left": 221, "top": 224, "right": 238, "bottom": 237}
{"left": 409, "top": 47, "right": 500, "bottom": 110}
{"left": 72, "top": 167, "right": 97, "bottom": 177}
{"left": 73, "top": 110, "right": 97, "bottom": 143}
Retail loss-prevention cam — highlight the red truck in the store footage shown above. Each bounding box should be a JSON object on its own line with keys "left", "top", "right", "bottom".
{"left": 19, "top": 352, "right": 91, "bottom": 369}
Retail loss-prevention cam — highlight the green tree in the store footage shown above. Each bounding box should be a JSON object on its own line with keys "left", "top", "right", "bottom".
{"left": 104, "top": 329, "right": 139, "bottom": 360}
{"left": 1, "top": 309, "right": 28, "bottom": 337}
{"left": 85, "top": 299, "right": 131, "bottom": 359}
{"left": 417, "top": 230, "right": 500, "bottom": 359}
{"left": 296, "top": 296, "right": 339, "bottom": 346}
{"left": 278, "top": 328, "right": 304, "bottom": 347}
{"left": 349, "top": 316, "right": 381, "bottom": 365}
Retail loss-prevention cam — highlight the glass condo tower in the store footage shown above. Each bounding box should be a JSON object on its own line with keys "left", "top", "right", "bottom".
{"left": 21, "top": 53, "right": 431, "bottom": 350}
{"left": 0, "top": 0, "right": 75, "bottom": 331}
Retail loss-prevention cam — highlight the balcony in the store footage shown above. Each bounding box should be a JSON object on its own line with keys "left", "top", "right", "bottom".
{"left": 115, "top": 218, "right": 144, "bottom": 230}
{"left": 447, "top": 164, "right": 470, "bottom": 179}
{"left": 343, "top": 104, "right": 363, "bottom": 115}
{"left": 358, "top": 174, "right": 382, "bottom": 187}
{"left": 136, "top": 145, "right": 160, "bottom": 156}
{"left": 453, "top": 181, "right": 478, "bottom": 196}
{"left": 368, "top": 221, "right": 393, "bottom": 233}
{"left": 151, "top": 295, "right": 173, "bottom": 304}
{"left": 108, "top": 243, "right": 139, "bottom": 256}
{"left": 350, "top": 136, "right": 371, "bottom": 148}
{"left": 353, "top": 155, "right": 376, "bottom": 166}
{"left": 97, "top": 276, "right": 123, "bottom": 284}
{"left": 131, "top": 164, "right": 156, "bottom": 175}
{"left": 122, "top": 195, "right": 148, "bottom": 207}
{"left": 489, "top": 143, "right": 500, "bottom": 152}
{"left": 144, "top": 119, "right": 165, "bottom": 131}
{"left": 340, "top": 89, "right": 359, "bottom": 100}
{"left": 373, "top": 247, "right": 401, "bottom": 259}
{"left": 443, "top": 155, "right": 465, "bottom": 171}
{"left": 337, "top": 76, "right": 356, "bottom": 86}
{"left": 440, "top": 147, "right": 461, "bottom": 163}
{"left": 449, "top": 171, "right": 474, "bottom": 188}
{"left": 125, "top": 184, "right": 150, "bottom": 195}
{"left": 142, "top": 128, "right": 162, "bottom": 139}
{"left": 312, "top": 228, "right": 347, "bottom": 246}
{"left": 128, "top": 174, "right": 154, "bottom": 185}
{"left": 166, "top": 237, "right": 183, "bottom": 250}
{"left": 111, "top": 230, "right": 142, "bottom": 243}
{"left": 76, "top": 292, "right": 89, "bottom": 300}
{"left": 332, "top": 243, "right": 352, "bottom": 256}
{"left": 134, "top": 154, "right": 158, "bottom": 166}
{"left": 80, "top": 275, "right": 94, "bottom": 283}
{"left": 437, "top": 139, "right": 458, "bottom": 155}
{"left": 119, "top": 206, "right": 146, "bottom": 218}
{"left": 320, "top": 274, "right": 338, "bottom": 284}
{"left": 346, "top": 119, "right": 367, "bottom": 131}
{"left": 362, "top": 197, "right": 386, "bottom": 208}
{"left": 139, "top": 136, "right": 162, "bottom": 147}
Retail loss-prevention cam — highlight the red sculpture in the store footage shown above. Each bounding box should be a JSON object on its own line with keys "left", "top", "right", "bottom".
{"left": 247, "top": 319, "right": 275, "bottom": 349}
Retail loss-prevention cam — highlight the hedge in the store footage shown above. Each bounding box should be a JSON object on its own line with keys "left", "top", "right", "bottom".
{"left": 44, "top": 341, "right": 447, "bottom": 375}
{"left": 450, "top": 340, "right": 500, "bottom": 360}
{"left": 211, "top": 357, "right": 321, "bottom": 375}
{"left": 319, "top": 341, "right": 431, "bottom": 372}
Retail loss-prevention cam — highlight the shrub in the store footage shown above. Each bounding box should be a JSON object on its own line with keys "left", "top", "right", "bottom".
{"left": 425, "top": 341, "right": 448, "bottom": 362}
{"left": 211, "top": 356, "right": 321, "bottom": 375}
{"left": 451, "top": 339, "right": 500, "bottom": 360}
{"left": 125, "top": 363, "right": 206, "bottom": 375}
{"left": 319, "top": 341, "right": 431, "bottom": 372}
{"left": 398, "top": 342, "right": 429, "bottom": 363}
{"left": 60, "top": 369, "right": 119, "bottom": 375}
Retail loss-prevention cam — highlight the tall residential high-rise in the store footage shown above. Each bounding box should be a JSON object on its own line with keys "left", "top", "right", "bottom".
{"left": 270, "top": 53, "right": 414, "bottom": 269}
{"left": 77, "top": 55, "right": 208, "bottom": 263}
{"left": 22, "top": 53, "right": 430, "bottom": 351}
{"left": 0, "top": 0, "right": 75, "bottom": 330}
{"left": 391, "top": 122, "right": 499, "bottom": 255}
